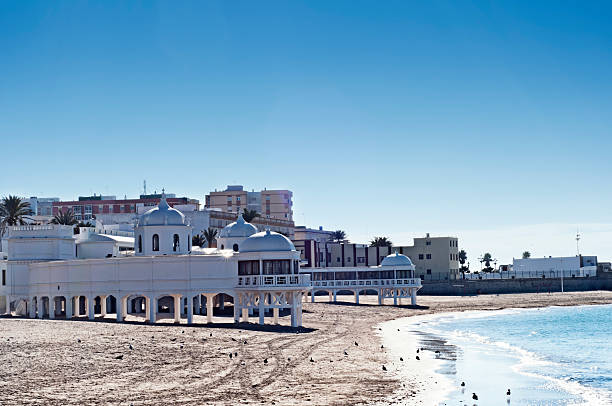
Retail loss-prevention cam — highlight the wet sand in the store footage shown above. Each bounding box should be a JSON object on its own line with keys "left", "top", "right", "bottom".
{"left": 1, "top": 291, "right": 612, "bottom": 405}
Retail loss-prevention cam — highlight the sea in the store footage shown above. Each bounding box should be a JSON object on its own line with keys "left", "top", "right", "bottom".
{"left": 393, "top": 304, "right": 612, "bottom": 405}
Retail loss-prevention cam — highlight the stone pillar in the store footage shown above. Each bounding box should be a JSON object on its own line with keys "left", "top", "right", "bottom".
{"left": 411, "top": 288, "right": 417, "bottom": 306}
{"left": 378, "top": 290, "right": 383, "bottom": 305}
{"left": 206, "top": 295, "right": 213, "bottom": 323}
{"left": 49, "top": 297, "right": 56, "bottom": 319}
{"left": 187, "top": 295, "right": 193, "bottom": 324}
{"left": 242, "top": 307, "right": 248, "bottom": 323}
{"left": 88, "top": 297, "right": 95, "bottom": 320}
{"left": 333, "top": 290, "right": 337, "bottom": 303}
{"left": 38, "top": 297, "right": 45, "bottom": 319}
{"left": 273, "top": 307, "right": 279, "bottom": 324}
{"left": 29, "top": 297, "right": 36, "bottom": 318}
{"left": 65, "top": 297, "right": 73, "bottom": 319}
{"left": 173, "top": 295, "right": 181, "bottom": 324}
{"left": 258, "top": 293, "right": 265, "bottom": 325}
{"left": 355, "top": 291, "right": 360, "bottom": 304}
{"left": 74, "top": 296, "right": 80, "bottom": 317}
{"left": 147, "top": 296, "right": 156, "bottom": 323}
{"left": 311, "top": 291, "right": 315, "bottom": 303}
{"left": 393, "top": 289, "right": 398, "bottom": 306}
{"left": 100, "top": 296, "right": 107, "bottom": 317}
{"left": 233, "top": 301, "right": 240, "bottom": 323}
{"left": 290, "top": 293, "right": 298, "bottom": 328}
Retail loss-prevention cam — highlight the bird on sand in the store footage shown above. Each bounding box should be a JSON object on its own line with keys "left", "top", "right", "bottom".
{"left": 310, "top": 357, "right": 314, "bottom": 362}
{"left": 129, "top": 344, "right": 133, "bottom": 350}
{"left": 77, "top": 339, "right": 81, "bottom": 343}
{"left": 381, "top": 345, "right": 384, "bottom": 349}
{"left": 416, "top": 356, "right": 420, "bottom": 360}
{"left": 229, "top": 353, "right": 233, "bottom": 359}
{"left": 234, "top": 352, "right": 238, "bottom": 357}
{"left": 344, "top": 350, "right": 348, "bottom": 356}
{"left": 354, "top": 341, "right": 358, "bottom": 346}
{"left": 170, "top": 338, "right": 177, "bottom": 342}
{"left": 400, "top": 357, "right": 403, "bottom": 361}
{"left": 507, "top": 389, "right": 511, "bottom": 396}
{"left": 461, "top": 382, "right": 465, "bottom": 387}
{"left": 210, "top": 333, "right": 212, "bottom": 337}
{"left": 115, "top": 355, "right": 123, "bottom": 360}
{"left": 264, "top": 358, "right": 268, "bottom": 364}
{"left": 382, "top": 365, "right": 387, "bottom": 371}
{"left": 416, "top": 349, "right": 419, "bottom": 353}
{"left": 472, "top": 393, "right": 478, "bottom": 400}
{"left": 244, "top": 340, "right": 248, "bottom": 345}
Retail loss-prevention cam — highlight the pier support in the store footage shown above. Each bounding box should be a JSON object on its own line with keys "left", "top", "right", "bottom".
{"left": 29, "top": 297, "right": 36, "bottom": 318}
{"left": 100, "top": 296, "right": 107, "bottom": 317}
{"left": 187, "top": 296, "right": 193, "bottom": 324}
{"left": 206, "top": 295, "right": 213, "bottom": 323}
{"left": 147, "top": 296, "right": 156, "bottom": 323}
{"left": 273, "top": 307, "right": 279, "bottom": 324}
{"left": 411, "top": 288, "right": 417, "bottom": 306}
{"left": 173, "top": 295, "right": 181, "bottom": 323}
{"left": 66, "top": 297, "right": 72, "bottom": 319}
{"left": 88, "top": 296, "right": 95, "bottom": 320}
{"left": 258, "top": 293, "right": 265, "bottom": 325}
{"left": 49, "top": 297, "right": 56, "bottom": 319}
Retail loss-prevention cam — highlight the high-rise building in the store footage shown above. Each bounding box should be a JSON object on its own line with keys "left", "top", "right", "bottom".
{"left": 205, "top": 185, "right": 293, "bottom": 221}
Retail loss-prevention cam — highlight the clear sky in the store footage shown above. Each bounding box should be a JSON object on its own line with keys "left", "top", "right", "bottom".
{"left": 1, "top": 1, "right": 611, "bottom": 264}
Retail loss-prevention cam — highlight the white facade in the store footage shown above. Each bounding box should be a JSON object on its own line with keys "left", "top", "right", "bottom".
{"left": 512, "top": 255, "right": 597, "bottom": 277}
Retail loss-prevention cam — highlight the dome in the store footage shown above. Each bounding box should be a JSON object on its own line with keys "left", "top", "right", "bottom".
{"left": 138, "top": 193, "right": 185, "bottom": 226}
{"left": 381, "top": 251, "right": 415, "bottom": 269}
{"left": 219, "top": 213, "right": 257, "bottom": 238}
{"left": 240, "top": 229, "right": 295, "bottom": 253}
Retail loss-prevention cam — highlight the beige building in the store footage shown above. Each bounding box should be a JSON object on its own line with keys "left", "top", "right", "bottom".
{"left": 205, "top": 185, "right": 293, "bottom": 221}
{"left": 297, "top": 233, "right": 460, "bottom": 281}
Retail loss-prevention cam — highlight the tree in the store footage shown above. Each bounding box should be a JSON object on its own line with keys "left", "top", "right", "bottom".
{"left": 192, "top": 234, "right": 205, "bottom": 248}
{"left": 522, "top": 251, "right": 531, "bottom": 259}
{"left": 480, "top": 252, "right": 495, "bottom": 272}
{"left": 242, "top": 209, "right": 260, "bottom": 223}
{"left": 331, "top": 230, "right": 347, "bottom": 243}
{"left": 370, "top": 236, "right": 393, "bottom": 247}
{"left": 51, "top": 209, "right": 77, "bottom": 225}
{"left": 0, "top": 195, "right": 33, "bottom": 236}
{"left": 458, "top": 249, "right": 468, "bottom": 271}
{"left": 202, "top": 227, "right": 218, "bottom": 248}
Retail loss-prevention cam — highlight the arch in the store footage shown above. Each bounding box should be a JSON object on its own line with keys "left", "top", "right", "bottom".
{"left": 232, "top": 243, "right": 239, "bottom": 252}
{"left": 138, "top": 235, "right": 142, "bottom": 253}
{"left": 173, "top": 234, "right": 180, "bottom": 252}
{"left": 152, "top": 234, "right": 159, "bottom": 251}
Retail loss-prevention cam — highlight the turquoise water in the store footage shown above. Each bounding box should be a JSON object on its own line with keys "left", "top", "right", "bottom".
{"left": 408, "top": 304, "right": 612, "bottom": 405}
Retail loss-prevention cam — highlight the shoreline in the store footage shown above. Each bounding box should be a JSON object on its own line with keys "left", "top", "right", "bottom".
{"left": 1, "top": 291, "right": 612, "bottom": 405}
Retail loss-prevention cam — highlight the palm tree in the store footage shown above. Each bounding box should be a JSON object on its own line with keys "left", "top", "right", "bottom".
{"left": 0, "top": 195, "right": 33, "bottom": 236}
{"left": 51, "top": 209, "right": 77, "bottom": 225}
{"left": 202, "top": 227, "right": 218, "bottom": 248}
{"left": 370, "top": 236, "right": 392, "bottom": 247}
{"left": 458, "top": 249, "right": 468, "bottom": 270}
{"left": 480, "top": 252, "right": 495, "bottom": 272}
{"left": 192, "top": 234, "right": 205, "bottom": 248}
{"left": 522, "top": 251, "right": 531, "bottom": 259}
{"left": 331, "top": 230, "right": 346, "bottom": 243}
{"left": 242, "top": 209, "right": 260, "bottom": 223}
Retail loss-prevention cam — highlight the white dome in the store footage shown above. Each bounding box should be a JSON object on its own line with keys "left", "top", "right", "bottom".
{"left": 138, "top": 193, "right": 185, "bottom": 226}
{"left": 381, "top": 251, "right": 415, "bottom": 269}
{"left": 240, "top": 229, "right": 295, "bottom": 253}
{"left": 220, "top": 214, "right": 257, "bottom": 238}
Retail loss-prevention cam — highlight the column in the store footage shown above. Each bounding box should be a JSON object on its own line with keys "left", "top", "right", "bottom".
{"left": 147, "top": 296, "right": 156, "bottom": 323}
{"left": 88, "top": 296, "right": 95, "bottom": 320}
{"left": 173, "top": 295, "right": 181, "bottom": 323}
{"left": 3, "top": 295, "right": 9, "bottom": 315}
{"left": 378, "top": 290, "right": 383, "bottom": 305}
{"left": 273, "top": 308, "right": 279, "bottom": 324}
{"left": 219, "top": 293, "right": 225, "bottom": 310}
{"left": 100, "top": 296, "right": 107, "bottom": 317}
{"left": 258, "top": 293, "right": 265, "bottom": 325}
{"left": 116, "top": 296, "right": 124, "bottom": 322}
{"left": 233, "top": 301, "right": 240, "bottom": 323}
{"left": 333, "top": 290, "right": 337, "bottom": 303}
{"left": 206, "top": 295, "right": 213, "bottom": 323}
{"left": 355, "top": 291, "right": 360, "bottom": 304}
{"left": 393, "top": 289, "right": 398, "bottom": 306}
{"left": 29, "top": 297, "right": 36, "bottom": 318}
{"left": 290, "top": 293, "right": 298, "bottom": 328}
{"left": 187, "top": 295, "right": 193, "bottom": 324}
{"left": 311, "top": 291, "right": 315, "bottom": 303}
{"left": 411, "top": 288, "right": 417, "bottom": 306}
{"left": 328, "top": 291, "right": 332, "bottom": 302}
{"left": 65, "top": 296, "right": 73, "bottom": 319}
{"left": 49, "top": 297, "right": 56, "bottom": 319}
{"left": 74, "top": 296, "right": 80, "bottom": 317}
{"left": 38, "top": 297, "right": 45, "bottom": 319}
{"left": 242, "top": 307, "right": 249, "bottom": 322}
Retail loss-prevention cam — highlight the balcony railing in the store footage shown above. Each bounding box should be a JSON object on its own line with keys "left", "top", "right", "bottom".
{"left": 311, "top": 278, "right": 422, "bottom": 288}
{"left": 237, "top": 274, "right": 311, "bottom": 288}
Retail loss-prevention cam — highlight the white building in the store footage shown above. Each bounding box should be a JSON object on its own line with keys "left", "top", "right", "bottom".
{"left": 0, "top": 194, "right": 310, "bottom": 327}
{"left": 511, "top": 255, "right": 597, "bottom": 278}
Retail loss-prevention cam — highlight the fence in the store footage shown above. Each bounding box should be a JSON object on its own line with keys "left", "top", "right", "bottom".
{"left": 458, "top": 268, "right": 596, "bottom": 281}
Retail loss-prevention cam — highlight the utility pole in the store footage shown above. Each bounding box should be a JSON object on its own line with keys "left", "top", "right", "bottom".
{"left": 576, "top": 229, "right": 581, "bottom": 256}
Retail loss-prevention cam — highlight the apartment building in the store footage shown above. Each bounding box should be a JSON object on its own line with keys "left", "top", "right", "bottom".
{"left": 28, "top": 197, "right": 60, "bottom": 216}
{"left": 205, "top": 185, "right": 293, "bottom": 221}
{"left": 297, "top": 233, "right": 460, "bottom": 281}
{"left": 53, "top": 193, "right": 199, "bottom": 222}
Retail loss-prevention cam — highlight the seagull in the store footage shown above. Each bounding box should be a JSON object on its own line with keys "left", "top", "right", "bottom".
{"left": 170, "top": 338, "right": 177, "bottom": 342}
{"left": 435, "top": 350, "right": 440, "bottom": 354}
{"left": 77, "top": 339, "right": 81, "bottom": 343}
{"left": 210, "top": 333, "right": 212, "bottom": 337}
{"left": 381, "top": 345, "right": 384, "bottom": 349}
{"left": 234, "top": 352, "right": 238, "bottom": 357}
{"left": 472, "top": 393, "right": 478, "bottom": 400}
{"left": 231, "top": 337, "right": 237, "bottom": 341}
{"left": 461, "top": 382, "right": 465, "bottom": 387}
{"left": 244, "top": 340, "right": 248, "bottom": 345}
{"left": 354, "top": 341, "right": 358, "bottom": 346}
{"left": 507, "top": 389, "right": 511, "bottom": 396}
{"left": 382, "top": 365, "right": 387, "bottom": 371}
{"left": 180, "top": 345, "right": 184, "bottom": 349}
{"left": 400, "top": 357, "right": 403, "bottom": 361}
{"left": 344, "top": 350, "right": 348, "bottom": 356}
{"left": 115, "top": 354, "right": 123, "bottom": 360}
{"left": 229, "top": 353, "right": 233, "bottom": 359}
{"left": 310, "top": 357, "right": 314, "bottom": 362}
{"left": 416, "top": 356, "right": 420, "bottom": 360}
{"left": 264, "top": 358, "right": 268, "bottom": 364}
{"left": 416, "top": 349, "right": 419, "bottom": 353}
{"left": 129, "top": 344, "right": 133, "bottom": 350}
{"left": 181, "top": 330, "right": 184, "bottom": 334}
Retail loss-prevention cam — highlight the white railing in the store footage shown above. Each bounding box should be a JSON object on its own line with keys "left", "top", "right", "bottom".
{"left": 237, "top": 274, "right": 311, "bottom": 288}
{"left": 461, "top": 268, "right": 597, "bottom": 280}
{"left": 311, "top": 278, "right": 421, "bottom": 288}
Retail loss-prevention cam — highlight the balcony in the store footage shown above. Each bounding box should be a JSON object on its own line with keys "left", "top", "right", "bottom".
{"left": 237, "top": 274, "right": 311, "bottom": 289}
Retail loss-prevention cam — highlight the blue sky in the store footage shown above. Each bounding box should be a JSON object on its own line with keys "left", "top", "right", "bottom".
{"left": 1, "top": 1, "right": 611, "bottom": 263}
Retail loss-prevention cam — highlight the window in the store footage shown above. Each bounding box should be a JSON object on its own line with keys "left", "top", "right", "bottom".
{"left": 357, "top": 257, "right": 365, "bottom": 263}
{"left": 138, "top": 235, "right": 142, "bottom": 253}
{"left": 426, "top": 241, "right": 431, "bottom": 246}
{"left": 336, "top": 257, "right": 341, "bottom": 262}
{"left": 450, "top": 254, "right": 453, "bottom": 260}
{"left": 426, "top": 254, "right": 432, "bottom": 260}
{"left": 239, "top": 260, "right": 260, "bottom": 276}
{"left": 152, "top": 234, "right": 159, "bottom": 251}
{"left": 173, "top": 234, "right": 180, "bottom": 251}
{"left": 232, "top": 243, "right": 239, "bottom": 252}
{"left": 2, "top": 269, "right": 6, "bottom": 286}
{"left": 263, "top": 260, "right": 291, "bottom": 275}
{"left": 347, "top": 257, "right": 351, "bottom": 262}
{"left": 418, "top": 254, "right": 424, "bottom": 260}
{"left": 427, "top": 269, "right": 432, "bottom": 275}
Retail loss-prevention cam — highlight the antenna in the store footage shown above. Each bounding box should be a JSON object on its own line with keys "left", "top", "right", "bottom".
{"left": 143, "top": 180, "right": 147, "bottom": 195}
{"left": 576, "top": 228, "right": 581, "bottom": 256}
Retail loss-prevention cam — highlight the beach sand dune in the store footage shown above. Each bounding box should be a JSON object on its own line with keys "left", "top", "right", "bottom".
{"left": 1, "top": 291, "right": 611, "bottom": 405}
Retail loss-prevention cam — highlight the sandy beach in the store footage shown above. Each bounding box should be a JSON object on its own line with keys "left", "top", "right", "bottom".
{"left": 1, "top": 291, "right": 612, "bottom": 406}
